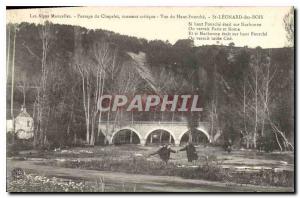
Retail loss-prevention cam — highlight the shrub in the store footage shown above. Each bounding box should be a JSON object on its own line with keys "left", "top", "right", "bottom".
{"left": 8, "top": 173, "right": 97, "bottom": 192}
{"left": 41, "top": 156, "right": 293, "bottom": 187}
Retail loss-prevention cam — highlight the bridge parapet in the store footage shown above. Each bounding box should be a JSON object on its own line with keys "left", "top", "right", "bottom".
{"left": 98, "top": 121, "right": 211, "bottom": 146}
{"left": 98, "top": 121, "right": 210, "bottom": 127}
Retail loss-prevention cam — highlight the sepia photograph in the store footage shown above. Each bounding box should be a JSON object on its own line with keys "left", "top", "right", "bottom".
{"left": 5, "top": 6, "right": 294, "bottom": 192}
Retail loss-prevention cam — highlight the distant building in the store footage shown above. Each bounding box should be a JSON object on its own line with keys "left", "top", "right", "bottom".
{"left": 7, "top": 107, "right": 34, "bottom": 140}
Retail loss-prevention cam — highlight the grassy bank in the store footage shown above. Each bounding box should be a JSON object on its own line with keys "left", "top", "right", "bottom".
{"left": 7, "top": 172, "right": 138, "bottom": 192}
{"left": 39, "top": 156, "right": 293, "bottom": 187}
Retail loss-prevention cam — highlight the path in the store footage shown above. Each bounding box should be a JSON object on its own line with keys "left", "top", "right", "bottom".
{"left": 7, "top": 159, "right": 293, "bottom": 192}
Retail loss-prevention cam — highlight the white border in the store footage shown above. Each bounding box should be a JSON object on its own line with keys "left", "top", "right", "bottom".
{"left": 1, "top": 0, "right": 298, "bottom": 197}
{"left": 2, "top": 0, "right": 298, "bottom": 6}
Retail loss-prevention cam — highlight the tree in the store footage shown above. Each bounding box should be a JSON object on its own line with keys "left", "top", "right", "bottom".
{"left": 8, "top": 24, "right": 18, "bottom": 142}
{"left": 241, "top": 49, "right": 293, "bottom": 151}
{"left": 74, "top": 27, "right": 119, "bottom": 145}
{"left": 6, "top": 24, "right": 12, "bottom": 82}
{"left": 16, "top": 71, "right": 29, "bottom": 107}
{"left": 33, "top": 21, "right": 54, "bottom": 147}
{"left": 92, "top": 40, "right": 119, "bottom": 145}
{"left": 111, "top": 60, "right": 141, "bottom": 143}
{"left": 73, "top": 29, "right": 94, "bottom": 145}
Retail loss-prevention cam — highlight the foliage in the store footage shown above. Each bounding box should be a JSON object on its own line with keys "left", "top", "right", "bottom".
{"left": 7, "top": 172, "right": 139, "bottom": 192}
{"left": 8, "top": 173, "right": 94, "bottom": 192}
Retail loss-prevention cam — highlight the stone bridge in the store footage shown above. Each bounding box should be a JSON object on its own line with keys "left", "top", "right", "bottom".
{"left": 98, "top": 121, "right": 211, "bottom": 146}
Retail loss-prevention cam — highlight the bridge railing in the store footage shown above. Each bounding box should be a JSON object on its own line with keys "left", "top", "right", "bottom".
{"left": 98, "top": 121, "right": 212, "bottom": 145}
{"left": 98, "top": 121, "right": 210, "bottom": 127}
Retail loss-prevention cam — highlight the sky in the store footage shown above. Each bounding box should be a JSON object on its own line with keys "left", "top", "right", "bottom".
{"left": 6, "top": 7, "right": 292, "bottom": 48}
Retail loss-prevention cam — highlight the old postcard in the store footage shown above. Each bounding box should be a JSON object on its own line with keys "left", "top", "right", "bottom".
{"left": 6, "top": 6, "right": 294, "bottom": 192}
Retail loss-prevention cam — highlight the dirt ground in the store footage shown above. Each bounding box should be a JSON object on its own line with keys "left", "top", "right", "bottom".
{"left": 7, "top": 145, "right": 295, "bottom": 192}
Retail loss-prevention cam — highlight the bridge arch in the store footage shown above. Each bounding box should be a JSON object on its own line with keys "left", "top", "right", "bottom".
{"left": 145, "top": 128, "right": 176, "bottom": 145}
{"left": 110, "top": 127, "right": 142, "bottom": 144}
{"left": 179, "top": 128, "right": 210, "bottom": 144}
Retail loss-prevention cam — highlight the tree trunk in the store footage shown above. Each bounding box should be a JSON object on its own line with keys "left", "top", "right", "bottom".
{"left": 254, "top": 64, "right": 258, "bottom": 148}
{"left": 67, "top": 102, "right": 74, "bottom": 136}
{"left": 6, "top": 25, "right": 11, "bottom": 82}
{"left": 211, "top": 102, "right": 214, "bottom": 143}
{"left": 23, "top": 88, "right": 26, "bottom": 107}
{"left": 11, "top": 26, "right": 16, "bottom": 137}
{"left": 98, "top": 72, "right": 105, "bottom": 143}
{"left": 90, "top": 112, "right": 96, "bottom": 145}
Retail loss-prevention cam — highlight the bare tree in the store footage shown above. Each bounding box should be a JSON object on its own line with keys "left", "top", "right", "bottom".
{"left": 16, "top": 72, "right": 29, "bottom": 107}
{"left": 112, "top": 60, "right": 140, "bottom": 143}
{"left": 92, "top": 40, "right": 117, "bottom": 145}
{"left": 243, "top": 49, "right": 293, "bottom": 151}
{"left": 73, "top": 28, "right": 119, "bottom": 145}
{"left": 74, "top": 52, "right": 93, "bottom": 145}
{"left": 241, "top": 79, "right": 251, "bottom": 148}
{"left": 33, "top": 21, "right": 53, "bottom": 147}
{"left": 6, "top": 24, "right": 12, "bottom": 82}
{"left": 242, "top": 49, "right": 266, "bottom": 148}
{"left": 9, "top": 24, "right": 17, "bottom": 141}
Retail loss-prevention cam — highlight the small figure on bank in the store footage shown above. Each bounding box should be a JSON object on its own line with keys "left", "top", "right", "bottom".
{"left": 148, "top": 144, "right": 176, "bottom": 164}
{"left": 179, "top": 142, "right": 199, "bottom": 163}
{"left": 224, "top": 139, "right": 232, "bottom": 153}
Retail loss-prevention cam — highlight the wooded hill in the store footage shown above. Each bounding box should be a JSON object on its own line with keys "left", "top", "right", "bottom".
{"left": 6, "top": 22, "right": 294, "bottom": 150}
